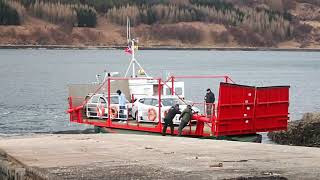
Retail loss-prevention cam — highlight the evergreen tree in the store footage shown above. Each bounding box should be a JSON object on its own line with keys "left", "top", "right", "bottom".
{"left": 0, "top": 0, "right": 20, "bottom": 25}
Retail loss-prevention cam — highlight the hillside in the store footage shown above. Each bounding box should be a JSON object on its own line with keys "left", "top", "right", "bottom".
{"left": 1, "top": 0, "right": 320, "bottom": 48}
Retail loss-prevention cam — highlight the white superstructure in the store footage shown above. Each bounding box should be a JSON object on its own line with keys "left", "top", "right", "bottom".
{"left": 97, "top": 18, "right": 185, "bottom": 100}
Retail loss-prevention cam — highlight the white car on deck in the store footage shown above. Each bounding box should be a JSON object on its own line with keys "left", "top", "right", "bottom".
{"left": 131, "top": 95, "right": 200, "bottom": 125}
{"left": 84, "top": 93, "right": 132, "bottom": 119}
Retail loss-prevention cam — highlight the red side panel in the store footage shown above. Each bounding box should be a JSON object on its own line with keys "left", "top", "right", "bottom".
{"left": 215, "top": 83, "right": 289, "bottom": 136}
{"left": 254, "top": 86, "right": 289, "bottom": 132}
{"left": 68, "top": 97, "right": 83, "bottom": 123}
{"left": 215, "top": 83, "right": 256, "bottom": 136}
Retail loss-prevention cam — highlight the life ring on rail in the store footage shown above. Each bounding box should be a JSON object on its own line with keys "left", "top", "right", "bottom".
{"left": 110, "top": 106, "right": 118, "bottom": 119}
{"left": 148, "top": 108, "right": 157, "bottom": 121}
{"left": 96, "top": 104, "right": 105, "bottom": 118}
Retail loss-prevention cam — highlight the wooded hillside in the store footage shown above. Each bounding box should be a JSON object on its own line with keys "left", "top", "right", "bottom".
{"left": 1, "top": 0, "right": 319, "bottom": 48}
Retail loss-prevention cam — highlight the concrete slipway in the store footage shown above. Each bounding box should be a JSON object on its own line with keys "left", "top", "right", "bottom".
{"left": 0, "top": 134, "right": 319, "bottom": 180}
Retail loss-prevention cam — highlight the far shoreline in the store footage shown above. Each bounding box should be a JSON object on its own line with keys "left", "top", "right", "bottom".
{"left": 1, "top": 44, "right": 320, "bottom": 52}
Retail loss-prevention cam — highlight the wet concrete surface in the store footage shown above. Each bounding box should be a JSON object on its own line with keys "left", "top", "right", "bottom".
{"left": 0, "top": 134, "right": 319, "bottom": 179}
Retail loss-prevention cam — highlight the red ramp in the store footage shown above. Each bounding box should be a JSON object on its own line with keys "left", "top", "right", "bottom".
{"left": 255, "top": 86, "right": 289, "bottom": 132}
{"left": 215, "top": 83, "right": 289, "bottom": 136}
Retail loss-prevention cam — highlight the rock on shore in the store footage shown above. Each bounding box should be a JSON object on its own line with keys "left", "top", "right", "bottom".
{"left": 268, "top": 112, "right": 320, "bottom": 147}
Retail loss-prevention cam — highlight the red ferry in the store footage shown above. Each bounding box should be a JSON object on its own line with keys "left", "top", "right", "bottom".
{"left": 67, "top": 20, "right": 289, "bottom": 142}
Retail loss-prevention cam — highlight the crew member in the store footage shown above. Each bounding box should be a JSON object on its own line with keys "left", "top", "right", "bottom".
{"left": 162, "top": 104, "right": 181, "bottom": 136}
{"left": 117, "top": 90, "right": 127, "bottom": 122}
{"left": 205, "top": 88, "right": 215, "bottom": 118}
{"left": 178, "top": 105, "right": 193, "bottom": 136}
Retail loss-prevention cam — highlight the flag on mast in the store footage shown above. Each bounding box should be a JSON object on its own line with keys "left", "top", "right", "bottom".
{"left": 125, "top": 17, "right": 133, "bottom": 54}
{"left": 124, "top": 45, "right": 132, "bottom": 54}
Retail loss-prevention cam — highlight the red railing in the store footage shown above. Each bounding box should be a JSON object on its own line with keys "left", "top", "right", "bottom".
{"left": 67, "top": 75, "right": 289, "bottom": 137}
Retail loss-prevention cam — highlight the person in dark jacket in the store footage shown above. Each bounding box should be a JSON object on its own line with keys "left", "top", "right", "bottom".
{"left": 205, "top": 88, "right": 215, "bottom": 117}
{"left": 162, "top": 104, "right": 181, "bottom": 136}
{"left": 178, "top": 105, "right": 193, "bottom": 136}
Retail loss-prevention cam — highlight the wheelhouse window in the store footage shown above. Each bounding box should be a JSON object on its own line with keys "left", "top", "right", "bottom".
{"left": 175, "top": 87, "right": 183, "bottom": 95}
{"left": 165, "top": 88, "right": 182, "bottom": 95}
{"left": 166, "top": 88, "right": 172, "bottom": 95}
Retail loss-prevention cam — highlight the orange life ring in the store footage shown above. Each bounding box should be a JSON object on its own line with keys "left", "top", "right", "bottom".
{"left": 110, "top": 106, "right": 118, "bottom": 119}
{"left": 96, "top": 104, "right": 105, "bottom": 118}
{"left": 148, "top": 108, "right": 157, "bottom": 121}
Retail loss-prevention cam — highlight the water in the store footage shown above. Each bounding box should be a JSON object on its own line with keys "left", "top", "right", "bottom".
{"left": 0, "top": 49, "right": 319, "bottom": 136}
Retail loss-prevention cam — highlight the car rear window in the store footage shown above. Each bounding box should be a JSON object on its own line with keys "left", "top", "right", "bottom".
{"left": 151, "top": 99, "right": 159, "bottom": 106}
{"left": 100, "top": 97, "right": 106, "bottom": 103}
{"left": 111, "top": 96, "right": 118, "bottom": 104}
{"left": 90, "top": 95, "right": 118, "bottom": 104}
{"left": 91, "top": 96, "right": 99, "bottom": 103}
{"left": 144, "top": 98, "right": 153, "bottom": 105}
{"left": 162, "top": 98, "right": 184, "bottom": 106}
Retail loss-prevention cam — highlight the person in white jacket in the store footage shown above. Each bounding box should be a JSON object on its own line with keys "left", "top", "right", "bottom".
{"left": 117, "top": 90, "right": 127, "bottom": 122}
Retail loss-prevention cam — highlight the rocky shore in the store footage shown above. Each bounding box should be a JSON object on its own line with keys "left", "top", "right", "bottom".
{"left": 2, "top": 44, "right": 320, "bottom": 51}
{"left": 268, "top": 112, "right": 320, "bottom": 147}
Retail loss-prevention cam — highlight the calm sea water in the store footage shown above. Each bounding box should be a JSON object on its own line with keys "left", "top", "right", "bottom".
{"left": 0, "top": 49, "right": 319, "bottom": 136}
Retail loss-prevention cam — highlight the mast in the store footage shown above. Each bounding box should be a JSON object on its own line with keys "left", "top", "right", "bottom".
{"left": 132, "top": 38, "right": 135, "bottom": 78}
{"left": 124, "top": 17, "right": 150, "bottom": 78}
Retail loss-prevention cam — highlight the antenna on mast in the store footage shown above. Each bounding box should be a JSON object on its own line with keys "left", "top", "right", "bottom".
{"left": 126, "top": 17, "right": 131, "bottom": 43}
